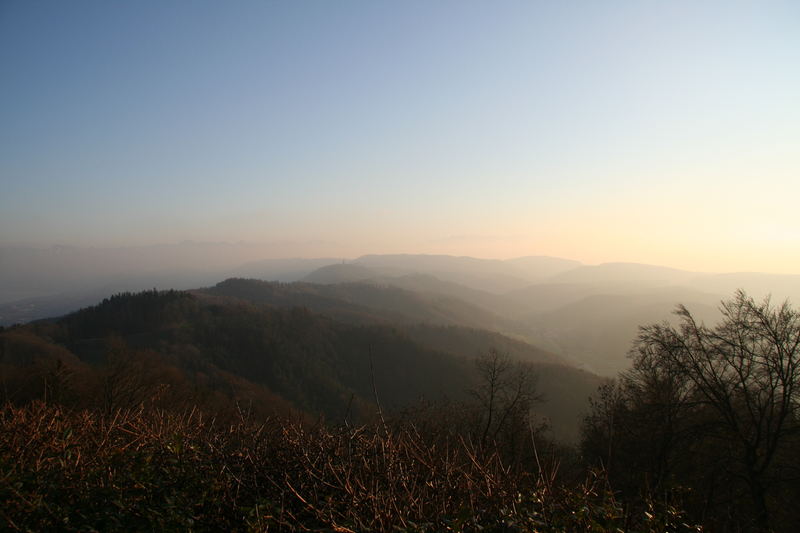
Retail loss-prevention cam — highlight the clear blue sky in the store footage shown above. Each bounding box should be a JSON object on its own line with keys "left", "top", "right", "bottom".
{"left": 1, "top": 1, "right": 799, "bottom": 272}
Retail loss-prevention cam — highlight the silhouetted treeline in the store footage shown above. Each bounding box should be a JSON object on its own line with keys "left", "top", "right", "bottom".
{"left": 581, "top": 291, "right": 800, "bottom": 532}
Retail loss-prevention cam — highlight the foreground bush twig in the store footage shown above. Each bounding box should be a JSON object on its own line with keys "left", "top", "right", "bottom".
{"left": 0, "top": 402, "right": 699, "bottom": 532}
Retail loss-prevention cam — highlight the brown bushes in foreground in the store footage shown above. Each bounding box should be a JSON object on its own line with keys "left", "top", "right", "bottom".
{"left": 0, "top": 402, "right": 699, "bottom": 532}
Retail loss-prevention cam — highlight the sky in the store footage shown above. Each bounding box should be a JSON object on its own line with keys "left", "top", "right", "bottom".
{"left": 1, "top": 1, "right": 799, "bottom": 273}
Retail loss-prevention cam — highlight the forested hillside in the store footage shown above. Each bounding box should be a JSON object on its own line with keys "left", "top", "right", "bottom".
{"left": 201, "top": 277, "right": 518, "bottom": 334}
{"left": 5, "top": 253, "right": 800, "bottom": 380}
{"left": 0, "top": 288, "right": 598, "bottom": 441}
{"left": 3, "top": 287, "right": 800, "bottom": 531}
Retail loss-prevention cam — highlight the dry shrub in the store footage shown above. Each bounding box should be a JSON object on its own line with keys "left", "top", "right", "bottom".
{"left": 0, "top": 402, "right": 699, "bottom": 532}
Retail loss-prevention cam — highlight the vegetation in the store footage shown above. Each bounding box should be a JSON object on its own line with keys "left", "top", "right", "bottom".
{"left": 2, "top": 287, "right": 798, "bottom": 530}
{"left": 582, "top": 291, "right": 800, "bottom": 531}
{"left": 0, "top": 288, "right": 598, "bottom": 440}
{"left": 0, "top": 401, "right": 701, "bottom": 532}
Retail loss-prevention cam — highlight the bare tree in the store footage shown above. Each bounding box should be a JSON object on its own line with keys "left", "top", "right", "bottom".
{"left": 470, "top": 348, "right": 541, "bottom": 451}
{"left": 631, "top": 290, "right": 800, "bottom": 531}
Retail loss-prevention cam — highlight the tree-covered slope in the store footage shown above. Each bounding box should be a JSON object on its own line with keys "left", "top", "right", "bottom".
{"left": 1, "top": 289, "right": 601, "bottom": 441}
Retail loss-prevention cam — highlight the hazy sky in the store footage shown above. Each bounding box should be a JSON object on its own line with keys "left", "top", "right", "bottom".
{"left": 2, "top": 1, "right": 799, "bottom": 273}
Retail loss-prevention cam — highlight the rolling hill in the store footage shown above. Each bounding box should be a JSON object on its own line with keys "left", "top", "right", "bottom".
{"left": 1, "top": 289, "right": 601, "bottom": 442}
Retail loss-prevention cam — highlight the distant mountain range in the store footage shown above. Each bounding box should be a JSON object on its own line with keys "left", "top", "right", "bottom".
{"left": 3, "top": 245, "right": 800, "bottom": 376}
